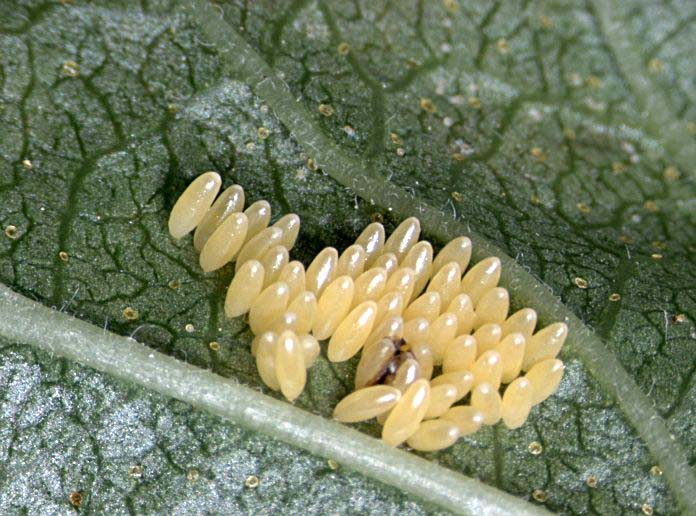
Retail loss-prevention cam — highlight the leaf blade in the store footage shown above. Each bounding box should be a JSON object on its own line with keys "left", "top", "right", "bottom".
{"left": 183, "top": 3, "right": 696, "bottom": 512}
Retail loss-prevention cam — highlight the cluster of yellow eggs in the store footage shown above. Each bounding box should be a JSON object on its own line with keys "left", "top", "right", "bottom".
{"left": 169, "top": 172, "right": 568, "bottom": 451}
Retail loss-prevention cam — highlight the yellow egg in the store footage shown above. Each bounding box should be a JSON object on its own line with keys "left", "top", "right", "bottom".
{"left": 473, "top": 323, "right": 502, "bottom": 355}
{"left": 406, "top": 419, "right": 460, "bottom": 452}
{"left": 355, "top": 222, "right": 385, "bottom": 267}
{"left": 496, "top": 332, "right": 526, "bottom": 383}
{"left": 447, "top": 293, "right": 475, "bottom": 335}
{"left": 474, "top": 287, "right": 509, "bottom": 329}
{"left": 259, "top": 245, "right": 289, "bottom": 286}
{"left": 235, "top": 226, "right": 283, "bottom": 272}
{"left": 299, "top": 333, "right": 320, "bottom": 368}
{"left": 193, "top": 184, "right": 245, "bottom": 251}
{"left": 275, "top": 330, "right": 306, "bottom": 401}
{"left": 471, "top": 382, "right": 502, "bottom": 425}
{"left": 383, "top": 217, "right": 420, "bottom": 261}
{"left": 403, "top": 292, "right": 441, "bottom": 323}
{"left": 278, "top": 261, "right": 306, "bottom": 301}
{"left": 401, "top": 241, "right": 433, "bottom": 299}
{"left": 333, "top": 385, "right": 401, "bottom": 422}
{"left": 423, "top": 383, "right": 457, "bottom": 419}
{"left": 327, "top": 301, "right": 378, "bottom": 361}
{"left": 410, "top": 341, "right": 434, "bottom": 380}
{"left": 402, "top": 317, "right": 429, "bottom": 345}
{"left": 382, "top": 379, "right": 430, "bottom": 446}
{"left": 224, "top": 260, "right": 265, "bottom": 318}
{"left": 460, "top": 257, "right": 501, "bottom": 304}
{"left": 243, "top": 200, "right": 272, "bottom": 241}
{"left": 272, "top": 311, "right": 300, "bottom": 333}
{"left": 525, "top": 358, "right": 565, "bottom": 405}
{"left": 432, "top": 236, "right": 472, "bottom": 275}
{"left": 168, "top": 172, "right": 221, "bottom": 239}
{"left": 471, "top": 350, "right": 503, "bottom": 389}
{"left": 249, "top": 282, "right": 290, "bottom": 334}
{"left": 255, "top": 331, "right": 280, "bottom": 390}
{"left": 430, "top": 370, "right": 474, "bottom": 401}
{"left": 501, "top": 308, "right": 537, "bottom": 339}
{"left": 374, "top": 291, "right": 405, "bottom": 327}
{"left": 384, "top": 267, "right": 416, "bottom": 302}
{"left": 389, "top": 358, "right": 421, "bottom": 392}
{"left": 312, "top": 276, "right": 355, "bottom": 340}
{"left": 426, "top": 262, "right": 461, "bottom": 308}
{"left": 501, "top": 377, "right": 533, "bottom": 429}
{"left": 442, "top": 334, "right": 477, "bottom": 374}
{"left": 428, "top": 312, "right": 459, "bottom": 364}
{"left": 441, "top": 405, "right": 484, "bottom": 436}
{"left": 272, "top": 213, "right": 301, "bottom": 250}
{"left": 336, "top": 244, "right": 366, "bottom": 279}
{"left": 288, "top": 291, "right": 317, "bottom": 334}
{"left": 521, "top": 323, "right": 568, "bottom": 371}
{"left": 305, "top": 247, "right": 339, "bottom": 297}
{"left": 372, "top": 252, "right": 399, "bottom": 277}
{"left": 352, "top": 267, "right": 388, "bottom": 306}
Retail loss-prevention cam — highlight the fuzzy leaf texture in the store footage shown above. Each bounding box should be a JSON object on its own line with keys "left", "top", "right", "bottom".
{"left": 0, "top": 0, "right": 694, "bottom": 514}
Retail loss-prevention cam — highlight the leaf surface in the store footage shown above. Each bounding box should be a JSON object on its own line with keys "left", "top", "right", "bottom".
{"left": 0, "top": 0, "right": 694, "bottom": 514}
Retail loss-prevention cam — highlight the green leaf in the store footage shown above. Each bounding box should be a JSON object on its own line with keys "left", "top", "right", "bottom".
{"left": 0, "top": 0, "right": 694, "bottom": 514}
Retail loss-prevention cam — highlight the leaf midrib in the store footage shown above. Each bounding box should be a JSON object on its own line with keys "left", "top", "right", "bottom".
{"left": 0, "top": 283, "right": 547, "bottom": 516}
{"left": 183, "top": 1, "right": 696, "bottom": 513}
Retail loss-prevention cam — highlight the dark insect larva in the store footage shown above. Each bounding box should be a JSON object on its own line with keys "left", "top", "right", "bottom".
{"left": 169, "top": 173, "right": 569, "bottom": 449}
